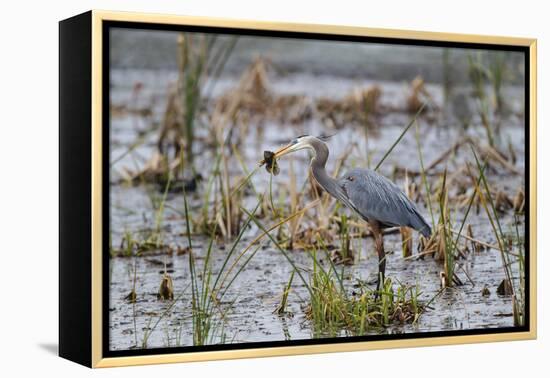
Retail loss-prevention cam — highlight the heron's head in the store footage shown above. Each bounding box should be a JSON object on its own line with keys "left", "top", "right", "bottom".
{"left": 272, "top": 134, "right": 333, "bottom": 159}
{"left": 271, "top": 135, "right": 314, "bottom": 158}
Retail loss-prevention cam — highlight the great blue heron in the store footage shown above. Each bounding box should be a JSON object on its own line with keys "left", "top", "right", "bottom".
{"left": 269, "top": 135, "right": 431, "bottom": 290}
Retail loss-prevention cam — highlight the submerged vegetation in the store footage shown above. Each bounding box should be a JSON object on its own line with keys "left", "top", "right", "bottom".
{"left": 108, "top": 31, "right": 527, "bottom": 350}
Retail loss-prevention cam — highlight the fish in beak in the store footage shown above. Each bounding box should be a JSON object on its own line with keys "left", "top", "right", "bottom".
{"left": 259, "top": 137, "right": 312, "bottom": 174}
{"left": 262, "top": 150, "right": 280, "bottom": 175}
{"left": 259, "top": 143, "right": 295, "bottom": 175}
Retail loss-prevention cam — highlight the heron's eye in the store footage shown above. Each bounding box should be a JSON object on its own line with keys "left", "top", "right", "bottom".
{"left": 348, "top": 176, "right": 355, "bottom": 181}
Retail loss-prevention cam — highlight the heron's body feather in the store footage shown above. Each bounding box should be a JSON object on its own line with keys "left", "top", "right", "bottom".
{"left": 304, "top": 136, "right": 431, "bottom": 238}
{"left": 337, "top": 168, "right": 431, "bottom": 237}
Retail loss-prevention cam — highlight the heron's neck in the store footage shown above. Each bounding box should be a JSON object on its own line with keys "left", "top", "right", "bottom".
{"left": 311, "top": 140, "right": 328, "bottom": 167}
{"left": 310, "top": 141, "right": 340, "bottom": 198}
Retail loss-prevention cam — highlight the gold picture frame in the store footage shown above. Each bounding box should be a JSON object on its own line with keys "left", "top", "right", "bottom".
{"left": 59, "top": 10, "right": 537, "bottom": 368}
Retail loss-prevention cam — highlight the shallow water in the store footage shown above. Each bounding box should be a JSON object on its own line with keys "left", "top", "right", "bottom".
{"left": 108, "top": 70, "right": 525, "bottom": 351}
{"left": 109, "top": 225, "right": 519, "bottom": 350}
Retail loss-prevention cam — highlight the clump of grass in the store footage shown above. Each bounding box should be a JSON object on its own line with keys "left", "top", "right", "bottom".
{"left": 274, "top": 270, "right": 295, "bottom": 316}
{"left": 467, "top": 52, "right": 510, "bottom": 148}
{"left": 128, "top": 259, "right": 139, "bottom": 346}
{"left": 437, "top": 170, "right": 456, "bottom": 286}
{"left": 488, "top": 51, "right": 507, "bottom": 116}
{"left": 305, "top": 250, "right": 424, "bottom": 337}
{"left": 110, "top": 229, "right": 167, "bottom": 257}
{"left": 331, "top": 214, "right": 354, "bottom": 265}
{"left": 213, "top": 57, "right": 274, "bottom": 127}
{"left": 124, "top": 36, "right": 238, "bottom": 185}
{"left": 158, "top": 34, "right": 238, "bottom": 165}
{"left": 407, "top": 76, "right": 432, "bottom": 114}
{"left": 125, "top": 258, "right": 138, "bottom": 303}
{"left": 194, "top": 148, "right": 249, "bottom": 239}
{"left": 468, "top": 53, "right": 495, "bottom": 147}
{"left": 112, "top": 229, "right": 137, "bottom": 257}
{"left": 188, "top": 239, "right": 229, "bottom": 346}
{"left": 471, "top": 149, "right": 525, "bottom": 326}
{"left": 420, "top": 161, "right": 483, "bottom": 287}
{"left": 177, "top": 32, "right": 200, "bottom": 165}
{"left": 281, "top": 158, "right": 304, "bottom": 249}
{"left": 513, "top": 215, "right": 525, "bottom": 327}
{"left": 185, "top": 189, "right": 265, "bottom": 345}
{"left": 316, "top": 85, "right": 382, "bottom": 130}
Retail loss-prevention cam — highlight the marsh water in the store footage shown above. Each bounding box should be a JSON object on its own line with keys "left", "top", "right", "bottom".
{"left": 108, "top": 67, "right": 525, "bottom": 351}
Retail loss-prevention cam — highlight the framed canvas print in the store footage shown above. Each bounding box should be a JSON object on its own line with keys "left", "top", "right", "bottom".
{"left": 59, "top": 10, "right": 537, "bottom": 368}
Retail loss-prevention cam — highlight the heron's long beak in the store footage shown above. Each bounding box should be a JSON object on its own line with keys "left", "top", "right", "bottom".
{"left": 275, "top": 139, "right": 312, "bottom": 158}
{"left": 273, "top": 143, "right": 296, "bottom": 158}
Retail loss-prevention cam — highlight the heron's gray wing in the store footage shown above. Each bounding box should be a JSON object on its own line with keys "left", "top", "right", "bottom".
{"left": 339, "top": 168, "right": 431, "bottom": 236}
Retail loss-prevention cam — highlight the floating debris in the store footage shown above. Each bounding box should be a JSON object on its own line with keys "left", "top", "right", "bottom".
{"left": 157, "top": 273, "right": 174, "bottom": 301}
{"left": 495, "top": 190, "right": 513, "bottom": 212}
{"left": 481, "top": 286, "right": 491, "bottom": 297}
{"left": 118, "top": 152, "right": 180, "bottom": 185}
{"left": 439, "top": 272, "right": 446, "bottom": 288}
{"left": 330, "top": 248, "right": 354, "bottom": 266}
{"left": 124, "top": 290, "right": 137, "bottom": 303}
{"left": 497, "top": 279, "right": 514, "bottom": 296}
{"left": 145, "top": 258, "right": 173, "bottom": 267}
{"left": 513, "top": 188, "right": 525, "bottom": 213}
{"left": 168, "top": 245, "right": 192, "bottom": 256}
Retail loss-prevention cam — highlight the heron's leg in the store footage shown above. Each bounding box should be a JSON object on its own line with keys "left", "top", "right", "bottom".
{"left": 369, "top": 220, "right": 386, "bottom": 293}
